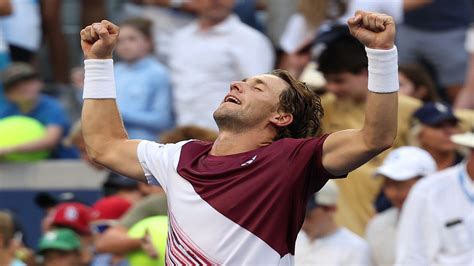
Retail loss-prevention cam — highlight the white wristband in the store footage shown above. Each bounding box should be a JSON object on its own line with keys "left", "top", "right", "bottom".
{"left": 366, "top": 46, "right": 399, "bottom": 93}
{"left": 83, "top": 59, "right": 116, "bottom": 99}
{"left": 466, "top": 26, "right": 474, "bottom": 54}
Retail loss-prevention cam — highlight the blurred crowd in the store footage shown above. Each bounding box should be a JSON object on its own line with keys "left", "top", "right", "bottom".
{"left": 0, "top": 0, "right": 473, "bottom": 265}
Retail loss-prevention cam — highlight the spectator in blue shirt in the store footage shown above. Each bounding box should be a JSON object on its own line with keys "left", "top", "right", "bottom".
{"left": 114, "top": 18, "right": 174, "bottom": 141}
{"left": 0, "top": 62, "right": 78, "bottom": 159}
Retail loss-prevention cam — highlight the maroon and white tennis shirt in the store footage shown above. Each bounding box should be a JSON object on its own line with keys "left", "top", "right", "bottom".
{"left": 137, "top": 134, "right": 343, "bottom": 265}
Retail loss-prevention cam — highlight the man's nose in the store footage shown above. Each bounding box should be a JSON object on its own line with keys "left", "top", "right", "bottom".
{"left": 230, "top": 81, "right": 244, "bottom": 92}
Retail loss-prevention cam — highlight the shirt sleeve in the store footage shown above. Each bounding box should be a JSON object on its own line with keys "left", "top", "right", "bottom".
{"left": 283, "top": 135, "right": 347, "bottom": 194}
{"left": 136, "top": 140, "right": 188, "bottom": 191}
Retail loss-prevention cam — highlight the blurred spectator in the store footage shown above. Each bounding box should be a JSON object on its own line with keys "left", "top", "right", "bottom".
{"left": 398, "top": 64, "right": 440, "bottom": 102}
{"left": 265, "top": 0, "right": 297, "bottom": 45}
{"left": 396, "top": 131, "right": 474, "bottom": 265}
{"left": 0, "top": 63, "right": 78, "bottom": 159}
{"left": 94, "top": 183, "right": 166, "bottom": 257}
{"left": 365, "top": 147, "right": 437, "bottom": 266}
{"left": 121, "top": 0, "right": 195, "bottom": 64}
{"left": 455, "top": 25, "right": 474, "bottom": 109}
{"left": 159, "top": 125, "right": 218, "bottom": 144}
{"left": 316, "top": 28, "right": 421, "bottom": 235}
{"left": 0, "top": 0, "right": 41, "bottom": 64}
{"left": 0, "top": 211, "right": 26, "bottom": 266}
{"left": 169, "top": 0, "right": 274, "bottom": 130}
{"left": 115, "top": 18, "right": 174, "bottom": 141}
{"left": 397, "top": 0, "right": 474, "bottom": 102}
{"left": 278, "top": 0, "right": 346, "bottom": 78}
{"left": 0, "top": 0, "right": 12, "bottom": 104}
{"left": 295, "top": 180, "right": 371, "bottom": 265}
{"left": 411, "top": 102, "right": 463, "bottom": 170}
{"left": 48, "top": 202, "right": 97, "bottom": 265}
{"left": 95, "top": 125, "right": 217, "bottom": 258}
{"left": 0, "top": 0, "right": 10, "bottom": 68}
{"left": 340, "top": 0, "right": 404, "bottom": 24}
{"left": 102, "top": 172, "right": 140, "bottom": 199}
{"left": 38, "top": 229, "right": 82, "bottom": 266}
{"left": 90, "top": 196, "right": 132, "bottom": 266}
{"left": 40, "top": 0, "right": 106, "bottom": 84}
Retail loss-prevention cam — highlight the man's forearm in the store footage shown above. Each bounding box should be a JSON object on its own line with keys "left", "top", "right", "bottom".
{"left": 362, "top": 47, "right": 399, "bottom": 151}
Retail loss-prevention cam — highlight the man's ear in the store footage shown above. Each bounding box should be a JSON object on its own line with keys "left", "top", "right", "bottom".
{"left": 270, "top": 112, "right": 293, "bottom": 128}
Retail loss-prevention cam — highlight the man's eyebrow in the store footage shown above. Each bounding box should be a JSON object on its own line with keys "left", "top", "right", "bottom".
{"left": 242, "top": 78, "right": 270, "bottom": 88}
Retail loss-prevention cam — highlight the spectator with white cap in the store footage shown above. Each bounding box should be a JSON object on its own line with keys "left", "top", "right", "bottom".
{"left": 365, "top": 146, "right": 437, "bottom": 266}
{"left": 396, "top": 131, "right": 474, "bottom": 265}
{"left": 295, "top": 180, "right": 371, "bottom": 265}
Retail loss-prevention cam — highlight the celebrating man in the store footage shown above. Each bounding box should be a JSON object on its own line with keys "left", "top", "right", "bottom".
{"left": 80, "top": 11, "right": 398, "bottom": 264}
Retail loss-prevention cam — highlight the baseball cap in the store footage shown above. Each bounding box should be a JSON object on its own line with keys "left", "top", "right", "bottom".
{"left": 451, "top": 131, "right": 474, "bottom": 148}
{"left": 307, "top": 180, "right": 339, "bottom": 210}
{"left": 38, "top": 229, "right": 81, "bottom": 254}
{"left": 413, "top": 102, "right": 458, "bottom": 126}
{"left": 92, "top": 196, "right": 132, "bottom": 220}
{"left": 2, "top": 62, "right": 38, "bottom": 91}
{"left": 374, "top": 146, "right": 437, "bottom": 181}
{"left": 51, "top": 202, "right": 97, "bottom": 235}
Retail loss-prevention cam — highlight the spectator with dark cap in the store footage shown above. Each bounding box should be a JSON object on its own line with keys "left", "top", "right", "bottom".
{"left": 102, "top": 172, "right": 141, "bottom": 202}
{"left": 38, "top": 228, "right": 82, "bottom": 266}
{"left": 0, "top": 62, "right": 78, "bottom": 159}
{"left": 411, "top": 102, "right": 464, "bottom": 170}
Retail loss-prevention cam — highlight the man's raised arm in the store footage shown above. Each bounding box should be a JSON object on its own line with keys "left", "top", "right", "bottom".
{"left": 322, "top": 11, "right": 398, "bottom": 176}
{"left": 80, "top": 20, "right": 145, "bottom": 181}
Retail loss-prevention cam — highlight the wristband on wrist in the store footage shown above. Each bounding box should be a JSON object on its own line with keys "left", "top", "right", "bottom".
{"left": 83, "top": 59, "right": 117, "bottom": 99}
{"left": 366, "top": 46, "right": 399, "bottom": 94}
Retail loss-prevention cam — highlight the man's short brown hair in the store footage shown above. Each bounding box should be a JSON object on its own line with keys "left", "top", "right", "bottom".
{"left": 271, "top": 69, "right": 324, "bottom": 140}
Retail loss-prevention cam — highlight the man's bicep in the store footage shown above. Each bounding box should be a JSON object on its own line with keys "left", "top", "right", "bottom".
{"left": 321, "top": 129, "right": 376, "bottom": 176}
{"left": 99, "top": 139, "right": 146, "bottom": 182}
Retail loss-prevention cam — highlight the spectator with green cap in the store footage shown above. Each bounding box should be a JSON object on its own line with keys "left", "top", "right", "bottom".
{"left": 38, "top": 229, "right": 81, "bottom": 266}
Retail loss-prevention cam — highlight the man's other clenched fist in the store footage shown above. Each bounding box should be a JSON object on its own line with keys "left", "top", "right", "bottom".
{"left": 347, "top": 11, "right": 396, "bottom": 50}
{"left": 80, "top": 20, "right": 120, "bottom": 59}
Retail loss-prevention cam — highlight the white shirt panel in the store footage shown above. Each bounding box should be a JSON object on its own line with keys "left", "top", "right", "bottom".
{"left": 365, "top": 207, "right": 399, "bottom": 266}
{"left": 136, "top": 140, "right": 293, "bottom": 264}
{"left": 295, "top": 228, "right": 372, "bottom": 265}
{"left": 169, "top": 15, "right": 274, "bottom": 130}
{"left": 396, "top": 164, "right": 474, "bottom": 265}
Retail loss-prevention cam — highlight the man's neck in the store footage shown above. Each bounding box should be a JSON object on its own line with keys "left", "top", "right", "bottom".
{"left": 306, "top": 223, "right": 339, "bottom": 241}
{"left": 198, "top": 16, "right": 229, "bottom": 31}
{"left": 17, "top": 100, "right": 37, "bottom": 114}
{"left": 428, "top": 149, "right": 456, "bottom": 170}
{"left": 210, "top": 128, "right": 274, "bottom": 156}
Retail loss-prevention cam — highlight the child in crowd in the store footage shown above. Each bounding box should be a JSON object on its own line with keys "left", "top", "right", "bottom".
{"left": 114, "top": 17, "right": 174, "bottom": 141}
{"left": 398, "top": 64, "right": 440, "bottom": 102}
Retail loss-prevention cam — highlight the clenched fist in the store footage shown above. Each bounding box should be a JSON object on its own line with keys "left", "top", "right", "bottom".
{"left": 347, "top": 11, "right": 395, "bottom": 50}
{"left": 80, "top": 20, "right": 120, "bottom": 59}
